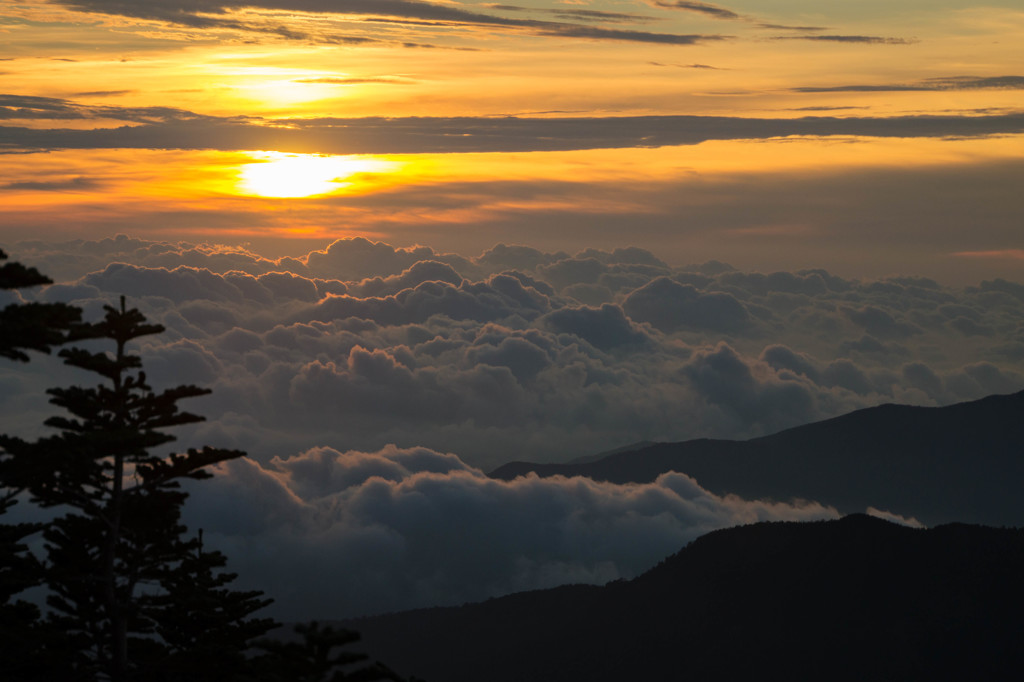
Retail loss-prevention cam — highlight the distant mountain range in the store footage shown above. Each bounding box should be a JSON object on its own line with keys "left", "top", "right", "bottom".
{"left": 347, "top": 515, "right": 1024, "bottom": 681}
{"left": 491, "top": 390, "right": 1024, "bottom": 526}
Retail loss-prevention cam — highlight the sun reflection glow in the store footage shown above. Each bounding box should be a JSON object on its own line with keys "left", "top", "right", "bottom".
{"left": 237, "top": 152, "right": 394, "bottom": 198}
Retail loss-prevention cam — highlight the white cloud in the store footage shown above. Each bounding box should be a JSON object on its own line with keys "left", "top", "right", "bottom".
{"left": 183, "top": 445, "right": 838, "bottom": 619}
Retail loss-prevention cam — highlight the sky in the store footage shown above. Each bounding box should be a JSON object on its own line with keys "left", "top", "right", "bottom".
{"left": 1, "top": 0, "right": 1023, "bottom": 281}
{"left": 2, "top": 1, "right": 1024, "bottom": 620}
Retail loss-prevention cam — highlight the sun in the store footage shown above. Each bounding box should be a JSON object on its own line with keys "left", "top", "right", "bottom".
{"left": 237, "top": 152, "right": 392, "bottom": 198}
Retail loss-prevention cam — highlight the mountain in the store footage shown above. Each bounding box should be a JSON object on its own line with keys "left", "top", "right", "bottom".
{"left": 490, "top": 390, "right": 1024, "bottom": 526}
{"left": 346, "top": 515, "right": 1024, "bottom": 681}
{"left": 564, "top": 440, "right": 656, "bottom": 465}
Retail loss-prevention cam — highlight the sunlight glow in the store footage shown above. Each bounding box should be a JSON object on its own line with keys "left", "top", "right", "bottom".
{"left": 237, "top": 153, "right": 395, "bottom": 198}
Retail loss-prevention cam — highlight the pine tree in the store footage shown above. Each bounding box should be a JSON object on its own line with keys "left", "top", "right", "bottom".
{"left": 2, "top": 262, "right": 405, "bottom": 681}
{"left": 0, "top": 296, "right": 276, "bottom": 681}
{"left": 0, "top": 248, "right": 80, "bottom": 362}
{"left": 253, "top": 621, "right": 406, "bottom": 682}
{"left": 0, "top": 249, "right": 83, "bottom": 680}
{"left": 151, "top": 529, "right": 277, "bottom": 681}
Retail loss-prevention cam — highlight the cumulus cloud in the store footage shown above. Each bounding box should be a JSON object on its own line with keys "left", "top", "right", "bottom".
{"left": 623, "top": 277, "right": 752, "bottom": 334}
{"left": 681, "top": 343, "right": 818, "bottom": 432}
{"left": 5, "top": 234, "right": 1024, "bottom": 621}
{"left": 182, "top": 445, "right": 838, "bottom": 619}
{"left": 5, "top": 236, "right": 1024, "bottom": 472}
{"left": 541, "top": 304, "right": 650, "bottom": 351}
{"left": 844, "top": 306, "right": 922, "bottom": 340}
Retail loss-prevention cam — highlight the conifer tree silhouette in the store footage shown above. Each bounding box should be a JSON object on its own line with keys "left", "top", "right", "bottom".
{"left": 2, "top": 262, "right": 407, "bottom": 681}
{"left": 0, "top": 249, "right": 83, "bottom": 680}
{"left": 0, "top": 296, "right": 275, "bottom": 681}
{"left": 253, "top": 621, "right": 406, "bottom": 682}
{"left": 0, "top": 248, "right": 80, "bottom": 362}
{"left": 152, "top": 529, "right": 277, "bottom": 680}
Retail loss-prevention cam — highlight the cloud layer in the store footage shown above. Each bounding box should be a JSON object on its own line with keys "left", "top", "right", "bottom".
{"left": 3, "top": 234, "right": 1024, "bottom": 617}
{"left": 4, "top": 235, "right": 1023, "bottom": 471}
{"left": 182, "top": 444, "right": 837, "bottom": 619}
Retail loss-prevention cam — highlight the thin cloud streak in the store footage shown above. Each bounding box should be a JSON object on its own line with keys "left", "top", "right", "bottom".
{"left": 954, "top": 250, "right": 1024, "bottom": 261}
{"left": 292, "top": 77, "right": 416, "bottom": 85}
{"left": 654, "top": 1, "right": 742, "bottom": 20}
{"left": 50, "top": 0, "right": 728, "bottom": 46}
{"left": 773, "top": 35, "right": 917, "bottom": 44}
{"left": 794, "top": 75, "right": 1024, "bottom": 93}
{"left": 3, "top": 96, "right": 1023, "bottom": 154}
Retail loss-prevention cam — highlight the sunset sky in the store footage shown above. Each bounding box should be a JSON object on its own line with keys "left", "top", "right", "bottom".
{"left": 3, "top": 1, "right": 1024, "bottom": 621}
{"left": 2, "top": 0, "right": 1022, "bottom": 281}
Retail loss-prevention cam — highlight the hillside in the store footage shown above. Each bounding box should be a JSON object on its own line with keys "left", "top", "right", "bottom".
{"left": 491, "top": 390, "right": 1024, "bottom": 525}
{"left": 348, "top": 515, "right": 1024, "bottom": 681}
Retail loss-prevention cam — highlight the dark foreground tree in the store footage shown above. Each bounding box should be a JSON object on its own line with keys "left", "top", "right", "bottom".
{"left": 0, "top": 249, "right": 83, "bottom": 680}
{"left": 152, "top": 530, "right": 276, "bottom": 681}
{"left": 0, "top": 297, "right": 276, "bottom": 681}
{"left": 2, "top": 266, "right": 408, "bottom": 681}
{"left": 253, "top": 621, "right": 406, "bottom": 682}
{"left": 0, "top": 248, "right": 80, "bottom": 362}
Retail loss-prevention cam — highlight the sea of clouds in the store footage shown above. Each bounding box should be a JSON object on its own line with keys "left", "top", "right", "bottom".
{"left": 2, "top": 235, "right": 1021, "bottom": 617}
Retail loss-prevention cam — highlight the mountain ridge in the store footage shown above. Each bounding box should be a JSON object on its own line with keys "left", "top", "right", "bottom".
{"left": 490, "top": 390, "right": 1024, "bottom": 526}
{"left": 345, "top": 514, "right": 1024, "bottom": 681}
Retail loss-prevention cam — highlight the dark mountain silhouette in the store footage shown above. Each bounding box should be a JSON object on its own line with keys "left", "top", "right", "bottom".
{"left": 564, "top": 440, "right": 656, "bottom": 465}
{"left": 346, "top": 515, "right": 1024, "bottom": 681}
{"left": 490, "top": 390, "right": 1024, "bottom": 526}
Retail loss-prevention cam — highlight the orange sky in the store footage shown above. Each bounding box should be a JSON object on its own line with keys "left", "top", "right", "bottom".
{"left": 1, "top": 0, "right": 1023, "bottom": 282}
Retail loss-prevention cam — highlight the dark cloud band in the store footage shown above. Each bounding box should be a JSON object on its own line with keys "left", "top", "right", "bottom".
{"left": 3, "top": 96, "right": 1023, "bottom": 154}
{"left": 51, "top": 0, "right": 725, "bottom": 46}
{"left": 794, "top": 75, "right": 1024, "bottom": 93}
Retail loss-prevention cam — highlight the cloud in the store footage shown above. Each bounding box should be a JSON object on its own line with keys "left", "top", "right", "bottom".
{"left": 533, "top": 24, "right": 724, "bottom": 45}
{"left": 181, "top": 445, "right": 838, "bottom": 619}
{"left": 649, "top": 61, "right": 721, "bottom": 69}
{"left": 6, "top": 236, "right": 1024, "bottom": 471}
{"left": 681, "top": 342, "right": 818, "bottom": 431}
{"left": 954, "top": 250, "right": 1024, "bottom": 261}
{"left": 348, "top": 260, "right": 463, "bottom": 298}
{"left": 5, "top": 96, "right": 1024, "bottom": 154}
{"left": 51, "top": 0, "right": 726, "bottom": 47}
{"left": 844, "top": 306, "right": 922, "bottom": 340}
{"left": 292, "top": 77, "right": 416, "bottom": 85}
{"left": 622, "top": 277, "right": 752, "bottom": 334}
{"left": 794, "top": 75, "right": 1024, "bottom": 93}
{"left": 486, "top": 5, "right": 652, "bottom": 24}
{"left": 901, "top": 362, "right": 943, "bottom": 398}
{"left": 654, "top": 2, "right": 741, "bottom": 20}
{"left": 773, "top": 35, "right": 916, "bottom": 45}
{"left": 1, "top": 177, "right": 101, "bottom": 191}
{"left": 756, "top": 23, "right": 825, "bottom": 32}
{"left": 865, "top": 507, "right": 924, "bottom": 528}
{"left": 304, "top": 237, "right": 476, "bottom": 281}
{"left": 72, "top": 90, "right": 136, "bottom": 97}
{"left": 541, "top": 303, "right": 650, "bottom": 351}
{"left": 0, "top": 93, "right": 210, "bottom": 124}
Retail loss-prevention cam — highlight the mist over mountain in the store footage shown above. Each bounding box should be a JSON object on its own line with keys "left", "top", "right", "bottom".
{"left": 492, "top": 389, "right": 1024, "bottom": 526}
{"left": 346, "top": 514, "right": 1024, "bottom": 681}
{"left": 4, "top": 235, "right": 1024, "bottom": 619}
